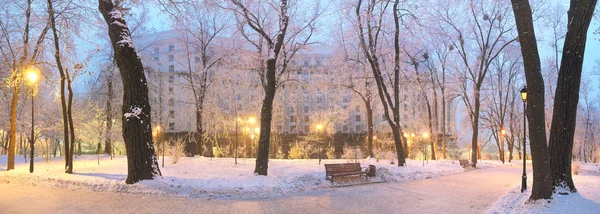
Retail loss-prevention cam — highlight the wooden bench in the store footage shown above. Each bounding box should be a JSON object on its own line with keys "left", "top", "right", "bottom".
{"left": 324, "top": 163, "right": 368, "bottom": 183}
{"left": 459, "top": 159, "right": 470, "bottom": 168}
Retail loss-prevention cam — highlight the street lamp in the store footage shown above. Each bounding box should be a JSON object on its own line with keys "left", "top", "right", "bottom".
{"left": 316, "top": 123, "right": 324, "bottom": 165}
{"left": 520, "top": 86, "right": 527, "bottom": 193}
{"left": 26, "top": 66, "right": 39, "bottom": 173}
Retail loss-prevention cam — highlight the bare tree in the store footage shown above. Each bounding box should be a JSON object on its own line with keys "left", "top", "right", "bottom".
{"left": 98, "top": 0, "right": 161, "bottom": 184}
{"left": 160, "top": 0, "right": 233, "bottom": 156}
{"left": 510, "top": 0, "right": 554, "bottom": 201}
{"left": 437, "top": 0, "right": 517, "bottom": 167}
{"left": 1, "top": 0, "right": 50, "bottom": 171}
{"left": 226, "top": 0, "right": 320, "bottom": 175}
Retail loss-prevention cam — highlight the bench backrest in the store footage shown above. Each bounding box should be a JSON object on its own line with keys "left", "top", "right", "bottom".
{"left": 325, "top": 163, "right": 362, "bottom": 173}
{"left": 459, "top": 159, "right": 469, "bottom": 165}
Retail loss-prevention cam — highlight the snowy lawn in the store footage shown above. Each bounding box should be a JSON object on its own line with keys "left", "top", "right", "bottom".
{"left": 487, "top": 162, "right": 600, "bottom": 213}
{"left": 0, "top": 155, "right": 472, "bottom": 198}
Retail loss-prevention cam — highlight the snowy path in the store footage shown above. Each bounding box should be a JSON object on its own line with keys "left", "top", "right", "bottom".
{"left": 0, "top": 165, "right": 526, "bottom": 213}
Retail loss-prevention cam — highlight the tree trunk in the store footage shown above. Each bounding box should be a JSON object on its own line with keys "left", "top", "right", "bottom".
{"left": 48, "top": 0, "right": 73, "bottom": 173}
{"left": 510, "top": 0, "right": 554, "bottom": 200}
{"left": 433, "top": 88, "right": 439, "bottom": 159}
{"left": 254, "top": 58, "right": 277, "bottom": 175}
{"left": 99, "top": 0, "right": 162, "bottom": 184}
{"left": 7, "top": 85, "right": 20, "bottom": 170}
{"left": 442, "top": 89, "right": 446, "bottom": 159}
{"left": 104, "top": 66, "right": 114, "bottom": 154}
{"left": 196, "top": 108, "right": 204, "bottom": 156}
{"left": 470, "top": 88, "right": 480, "bottom": 167}
{"left": 547, "top": 0, "right": 597, "bottom": 193}
{"left": 366, "top": 105, "right": 373, "bottom": 157}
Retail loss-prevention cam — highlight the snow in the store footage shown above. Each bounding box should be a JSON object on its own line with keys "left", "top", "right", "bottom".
{"left": 124, "top": 107, "right": 142, "bottom": 119}
{"left": 487, "top": 162, "right": 600, "bottom": 213}
{"left": 0, "top": 155, "right": 466, "bottom": 199}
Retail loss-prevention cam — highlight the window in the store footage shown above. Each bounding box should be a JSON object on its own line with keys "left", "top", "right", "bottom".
{"left": 195, "top": 56, "right": 201, "bottom": 63}
{"left": 303, "top": 60, "right": 309, "bottom": 67}
{"left": 303, "top": 116, "right": 309, "bottom": 122}
{"left": 169, "top": 55, "right": 174, "bottom": 62}
{"left": 355, "top": 115, "right": 361, "bottom": 122}
{"left": 290, "top": 126, "right": 297, "bottom": 132}
{"left": 343, "top": 96, "right": 350, "bottom": 103}
{"left": 289, "top": 107, "right": 294, "bottom": 113}
{"left": 169, "top": 76, "right": 174, "bottom": 83}
{"left": 316, "top": 59, "right": 322, "bottom": 66}
{"left": 290, "top": 116, "right": 296, "bottom": 122}
{"left": 168, "top": 98, "right": 174, "bottom": 106}
{"left": 169, "top": 110, "right": 175, "bottom": 118}
{"left": 317, "top": 97, "right": 323, "bottom": 103}
{"left": 168, "top": 44, "right": 175, "bottom": 51}
{"left": 304, "top": 126, "right": 310, "bottom": 133}
{"left": 343, "top": 125, "right": 348, "bottom": 132}
{"left": 168, "top": 87, "right": 174, "bottom": 94}
{"left": 356, "top": 125, "right": 361, "bottom": 132}
{"left": 153, "top": 56, "right": 159, "bottom": 62}
{"left": 169, "top": 122, "right": 175, "bottom": 130}
{"left": 304, "top": 106, "right": 309, "bottom": 113}
{"left": 169, "top": 65, "right": 174, "bottom": 72}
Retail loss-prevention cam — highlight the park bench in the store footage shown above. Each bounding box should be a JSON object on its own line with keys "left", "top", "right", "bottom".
{"left": 459, "top": 159, "right": 470, "bottom": 168}
{"left": 324, "top": 163, "right": 369, "bottom": 183}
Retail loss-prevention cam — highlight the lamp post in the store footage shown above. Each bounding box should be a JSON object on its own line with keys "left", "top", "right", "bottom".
{"left": 26, "top": 67, "right": 39, "bottom": 173}
{"left": 520, "top": 86, "right": 527, "bottom": 193}
{"left": 316, "top": 124, "right": 324, "bottom": 165}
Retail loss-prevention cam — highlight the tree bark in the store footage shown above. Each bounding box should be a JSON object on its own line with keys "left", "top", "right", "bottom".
{"left": 510, "top": 0, "right": 553, "bottom": 200}
{"left": 105, "top": 66, "right": 114, "bottom": 154}
{"left": 254, "top": 58, "right": 277, "bottom": 175}
{"left": 99, "top": 0, "right": 161, "bottom": 184}
{"left": 366, "top": 106, "right": 373, "bottom": 157}
{"left": 547, "top": 0, "right": 597, "bottom": 193}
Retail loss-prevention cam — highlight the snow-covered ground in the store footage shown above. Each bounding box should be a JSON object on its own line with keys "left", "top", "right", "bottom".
{"left": 487, "top": 162, "right": 600, "bottom": 213}
{"left": 0, "top": 155, "right": 471, "bottom": 199}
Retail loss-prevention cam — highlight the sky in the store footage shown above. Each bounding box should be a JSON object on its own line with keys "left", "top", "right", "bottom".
{"left": 81, "top": 1, "right": 600, "bottom": 98}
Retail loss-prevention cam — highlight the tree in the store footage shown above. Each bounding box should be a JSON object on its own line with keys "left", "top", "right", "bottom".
{"left": 98, "top": 0, "right": 161, "bottom": 184}
{"left": 510, "top": 0, "right": 554, "bottom": 200}
{"left": 227, "top": 0, "right": 320, "bottom": 175}
{"left": 354, "top": 0, "right": 412, "bottom": 166}
{"left": 437, "top": 0, "right": 517, "bottom": 167}
{"left": 547, "top": 0, "right": 597, "bottom": 193}
{"left": 47, "top": 0, "right": 78, "bottom": 173}
{"left": 160, "top": 0, "right": 232, "bottom": 156}
{"left": 1, "top": 0, "right": 50, "bottom": 171}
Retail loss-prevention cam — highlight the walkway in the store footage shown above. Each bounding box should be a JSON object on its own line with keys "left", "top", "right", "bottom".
{"left": 0, "top": 165, "right": 526, "bottom": 213}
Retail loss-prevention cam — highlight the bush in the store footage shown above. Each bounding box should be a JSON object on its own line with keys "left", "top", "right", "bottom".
{"left": 288, "top": 141, "right": 316, "bottom": 159}
{"left": 325, "top": 145, "right": 336, "bottom": 159}
{"left": 169, "top": 138, "right": 186, "bottom": 164}
{"left": 342, "top": 144, "right": 365, "bottom": 162}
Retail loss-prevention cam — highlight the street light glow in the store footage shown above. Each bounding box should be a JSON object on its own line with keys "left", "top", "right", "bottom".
{"left": 25, "top": 67, "right": 39, "bottom": 84}
{"left": 316, "top": 124, "right": 324, "bottom": 131}
{"left": 422, "top": 132, "right": 429, "bottom": 138}
{"left": 248, "top": 117, "right": 256, "bottom": 124}
{"left": 501, "top": 129, "right": 506, "bottom": 135}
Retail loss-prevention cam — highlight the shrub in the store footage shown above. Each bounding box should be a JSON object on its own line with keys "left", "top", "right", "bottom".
{"left": 288, "top": 141, "right": 316, "bottom": 159}
{"left": 342, "top": 144, "right": 365, "bottom": 162}
{"left": 169, "top": 138, "right": 186, "bottom": 164}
